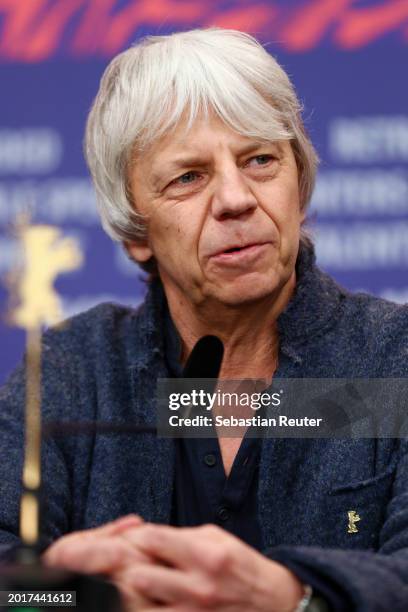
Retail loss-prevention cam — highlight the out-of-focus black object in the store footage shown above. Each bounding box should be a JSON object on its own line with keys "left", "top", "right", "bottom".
{"left": 182, "top": 335, "right": 224, "bottom": 378}
{"left": 0, "top": 545, "right": 121, "bottom": 611}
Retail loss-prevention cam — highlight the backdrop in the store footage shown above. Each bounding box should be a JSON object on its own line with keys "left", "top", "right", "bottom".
{"left": 1, "top": 0, "right": 407, "bottom": 384}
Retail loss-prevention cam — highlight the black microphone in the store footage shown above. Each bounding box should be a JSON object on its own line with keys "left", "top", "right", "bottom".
{"left": 182, "top": 335, "right": 224, "bottom": 379}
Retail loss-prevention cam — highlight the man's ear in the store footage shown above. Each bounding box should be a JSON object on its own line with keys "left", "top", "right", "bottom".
{"left": 125, "top": 240, "right": 153, "bottom": 264}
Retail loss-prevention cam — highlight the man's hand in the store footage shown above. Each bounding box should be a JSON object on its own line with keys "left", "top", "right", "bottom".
{"left": 44, "top": 518, "right": 304, "bottom": 611}
{"left": 117, "top": 523, "right": 304, "bottom": 611}
{"left": 43, "top": 515, "right": 155, "bottom": 610}
{"left": 43, "top": 515, "right": 146, "bottom": 574}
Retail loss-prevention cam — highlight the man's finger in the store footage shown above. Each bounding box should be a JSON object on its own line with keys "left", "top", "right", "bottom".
{"left": 124, "top": 524, "right": 234, "bottom": 573}
{"left": 43, "top": 535, "right": 145, "bottom": 574}
{"left": 120, "top": 524, "right": 195, "bottom": 569}
{"left": 103, "top": 514, "right": 144, "bottom": 535}
{"left": 117, "top": 563, "right": 217, "bottom": 607}
{"left": 43, "top": 514, "right": 144, "bottom": 568}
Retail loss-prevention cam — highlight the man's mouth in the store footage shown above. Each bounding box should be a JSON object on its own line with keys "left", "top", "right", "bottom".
{"left": 209, "top": 242, "right": 270, "bottom": 265}
{"left": 223, "top": 245, "right": 248, "bottom": 254}
{"left": 215, "top": 242, "right": 262, "bottom": 256}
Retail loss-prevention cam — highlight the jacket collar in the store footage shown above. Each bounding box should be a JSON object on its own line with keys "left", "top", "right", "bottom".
{"left": 277, "top": 242, "right": 346, "bottom": 364}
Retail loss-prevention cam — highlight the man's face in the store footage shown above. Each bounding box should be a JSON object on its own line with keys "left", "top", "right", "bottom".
{"left": 127, "top": 115, "right": 303, "bottom": 308}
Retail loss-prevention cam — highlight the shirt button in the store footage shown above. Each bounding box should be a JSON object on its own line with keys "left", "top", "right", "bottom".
{"left": 217, "top": 507, "right": 230, "bottom": 522}
{"left": 204, "top": 453, "right": 217, "bottom": 467}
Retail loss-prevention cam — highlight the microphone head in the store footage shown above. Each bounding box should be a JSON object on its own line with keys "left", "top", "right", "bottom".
{"left": 182, "top": 335, "right": 224, "bottom": 379}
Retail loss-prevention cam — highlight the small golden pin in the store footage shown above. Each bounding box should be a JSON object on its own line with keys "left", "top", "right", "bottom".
{"left": 348, "top": 510, "right": 361, "bottom": 533}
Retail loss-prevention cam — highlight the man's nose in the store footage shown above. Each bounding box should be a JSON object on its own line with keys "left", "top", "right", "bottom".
{"left": 211, "top": 168, "right": 258, "bottom": 220}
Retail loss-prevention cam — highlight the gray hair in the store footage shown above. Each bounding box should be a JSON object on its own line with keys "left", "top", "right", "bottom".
{"left": 85, "top": 27, "right": 318, "bottom": 264}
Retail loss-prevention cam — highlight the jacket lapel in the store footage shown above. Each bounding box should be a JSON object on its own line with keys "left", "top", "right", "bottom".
{"left": 129, "top": 278, "right": 175, "bottom": 524}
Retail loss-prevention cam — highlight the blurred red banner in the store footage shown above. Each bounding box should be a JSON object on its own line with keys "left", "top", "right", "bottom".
{"left": 0, "top": 0, "right": 407, "bottom": 62}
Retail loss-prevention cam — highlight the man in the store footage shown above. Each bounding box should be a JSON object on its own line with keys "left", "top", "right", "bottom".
{"left": 1, "top": 28, "right": 408, "bottom": 611}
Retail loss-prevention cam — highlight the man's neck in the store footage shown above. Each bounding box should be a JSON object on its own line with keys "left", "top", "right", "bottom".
{"left": 164, "top": 272, "right": 297, "bottom": 381}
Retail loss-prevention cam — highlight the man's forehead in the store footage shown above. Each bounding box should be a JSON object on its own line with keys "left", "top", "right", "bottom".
{"left": 157, "top": 122, "right": 241, "bottom": 153}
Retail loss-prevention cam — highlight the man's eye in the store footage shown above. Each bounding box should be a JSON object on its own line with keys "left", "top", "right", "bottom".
{"left": 175, "top": 171, "right": 199, "bottom": 184}
{"left": 248, "top": 154, "right": 274, "bottom": 166}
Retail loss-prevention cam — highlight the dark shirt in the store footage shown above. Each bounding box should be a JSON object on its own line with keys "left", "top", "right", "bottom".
{"left": 164, "top": 304, "right": 347, "bottom": 611}
{"left": 164, "top": 306, "right": 263, "bottom": 549}
{"left": 172, "top": 431, "right": 264, "bottom": 550}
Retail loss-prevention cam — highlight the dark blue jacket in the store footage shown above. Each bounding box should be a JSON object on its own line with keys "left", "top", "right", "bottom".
{"left": 1, "top": 245, "right": 408, "bottom": 611}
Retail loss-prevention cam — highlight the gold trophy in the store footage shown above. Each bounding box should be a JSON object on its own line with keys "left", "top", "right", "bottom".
{"left": 1, "top": 219, "right": 121, "bottom": 611}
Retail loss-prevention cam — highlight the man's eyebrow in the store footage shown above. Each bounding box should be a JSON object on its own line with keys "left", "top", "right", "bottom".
{"left": 150, "top": 156, "right": 207, "bottom": 185}
{"left": 168, "top": 155, "right": 209, "bottom": 170}
{"left": 235, "top": 141, "right": 274, "bottom": 156}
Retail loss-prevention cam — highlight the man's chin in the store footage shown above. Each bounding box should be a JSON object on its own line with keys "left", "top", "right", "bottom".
{"left": 205, "top": 278, "right": 280, "bottom": 308}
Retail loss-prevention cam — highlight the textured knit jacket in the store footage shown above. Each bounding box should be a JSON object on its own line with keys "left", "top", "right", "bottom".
{"left": 0, "top": 245, "right": 408, "bottom": 611}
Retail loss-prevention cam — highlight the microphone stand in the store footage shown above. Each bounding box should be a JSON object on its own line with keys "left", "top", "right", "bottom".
{"left": 0, "top": 325, "right": 122, "bottom": 611}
